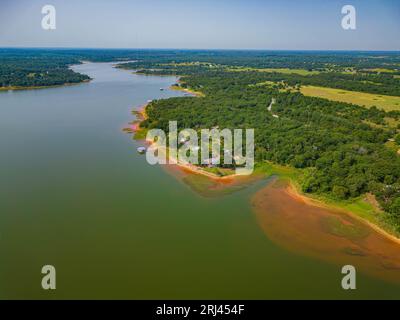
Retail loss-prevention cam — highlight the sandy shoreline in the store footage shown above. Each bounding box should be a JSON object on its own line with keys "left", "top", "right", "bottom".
{"left": 169, "top": 84, "right": 205, "bottom": 97}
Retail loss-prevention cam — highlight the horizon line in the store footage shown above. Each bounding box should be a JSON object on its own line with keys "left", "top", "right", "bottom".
{"left": 0, "top": 46, "right": 399, "bottom": 53}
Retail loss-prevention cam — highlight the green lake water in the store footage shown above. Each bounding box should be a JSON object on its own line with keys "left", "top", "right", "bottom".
{"left": 0, "top": 62, "right": 399, "bottom": 299}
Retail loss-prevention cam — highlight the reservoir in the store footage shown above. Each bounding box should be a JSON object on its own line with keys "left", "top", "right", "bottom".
{"left": 0, "top": 62, "right": 399, "bottom": 299}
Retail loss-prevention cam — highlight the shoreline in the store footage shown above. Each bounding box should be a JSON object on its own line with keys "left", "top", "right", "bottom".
{"left": 118, "top": 65, "right": 204, "bottom": 97}
{"left": 253, "top": 161, "right": 400, "bottom": 243}
{"left": 126, "top": 73, "right": 400, "bottom": 244}
{"left": 252, "top": 178, "right": 400, "bottom": 284}
{"left": 0, "top": 79, "right": 91, "bottom": 92}
{"left": 285, "top": 181, "right": 400, "bottom": 244}
{"left": 129, "top": 90, "right": 240, "bottom": 182}
{"left": 169, "top": 84, "right": 205, "bottom": 97}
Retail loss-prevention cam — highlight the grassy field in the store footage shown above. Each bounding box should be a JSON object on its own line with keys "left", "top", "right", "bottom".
{"left": 249, "top": 81, "right": 277, "bottom": 88}
{"left": 385, "top": 140, "right": 400, "bottom": 153}
{"left": 362, "top": 68, "right": 398, "bottom": 73}
{"left": 300, "top": 85, "right": 400, "bottom": 111}
{"left": 228, "top": 67, "right": 320, "bottom": 75}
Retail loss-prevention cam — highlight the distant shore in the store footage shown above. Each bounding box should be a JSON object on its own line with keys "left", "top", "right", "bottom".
{"left": 0, "top": 79, "right": 91, "bottom": 92}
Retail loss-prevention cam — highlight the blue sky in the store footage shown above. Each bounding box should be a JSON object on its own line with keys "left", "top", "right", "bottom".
{"left": 0, "top": 0, "right": 399, "bottom": 50}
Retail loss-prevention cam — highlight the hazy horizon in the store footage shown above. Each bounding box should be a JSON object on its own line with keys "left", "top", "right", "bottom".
{"left": 0, "top": 0, "right": 399, "bottom": 50}
{"left": 2, "top": 47, "right": 400, "bottom": 53}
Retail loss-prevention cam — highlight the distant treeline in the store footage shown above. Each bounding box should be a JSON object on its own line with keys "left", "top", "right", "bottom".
{"left": 120, "top": 61, "right": 400, "bottom": 97}
{"left": 2, "top": 48, "right": 400, "bottom": 89}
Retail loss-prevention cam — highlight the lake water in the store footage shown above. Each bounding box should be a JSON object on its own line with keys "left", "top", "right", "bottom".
{"left": 0, "top": 62, "right": 399, "bottom": 299}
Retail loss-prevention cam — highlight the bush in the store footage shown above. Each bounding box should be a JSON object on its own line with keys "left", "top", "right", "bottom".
{"left": 332, "top": 185, "right": 350, "bottom": 200}
{"left": 395, "top": 134, "right": 400, "bottom": 146}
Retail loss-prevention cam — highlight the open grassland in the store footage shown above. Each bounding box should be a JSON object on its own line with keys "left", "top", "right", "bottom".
{"left": 163, "top": 62, "right": 218, "bottom": 67}
{"left": 362, "top": 68, "right": 398, "bottom": 73}
{"left": 385, "top": 140, "right": 399, "bottom": 153}
{"left": 228, "top": 67, "right": 320, "bottom": 75}
{"left": 384, "top": 117, "right": 400, "bottom": 129}
{"left": 300, "top": 85, "right": 400, "bottom": 111}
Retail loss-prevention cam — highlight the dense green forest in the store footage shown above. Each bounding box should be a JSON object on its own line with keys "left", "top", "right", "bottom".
{"left": 118, "top": 54, "right": 400, "bottom": 231}
{"left": 0, "top": 49, "right": 90, "bottom": 87}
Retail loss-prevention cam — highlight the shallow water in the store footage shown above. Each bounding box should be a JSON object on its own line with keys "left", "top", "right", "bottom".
{"left": 253, "top": 178, "right": 400, "bottom": 285}
{"left": 0, "top": 62, "right": 399, "bottom": 299}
